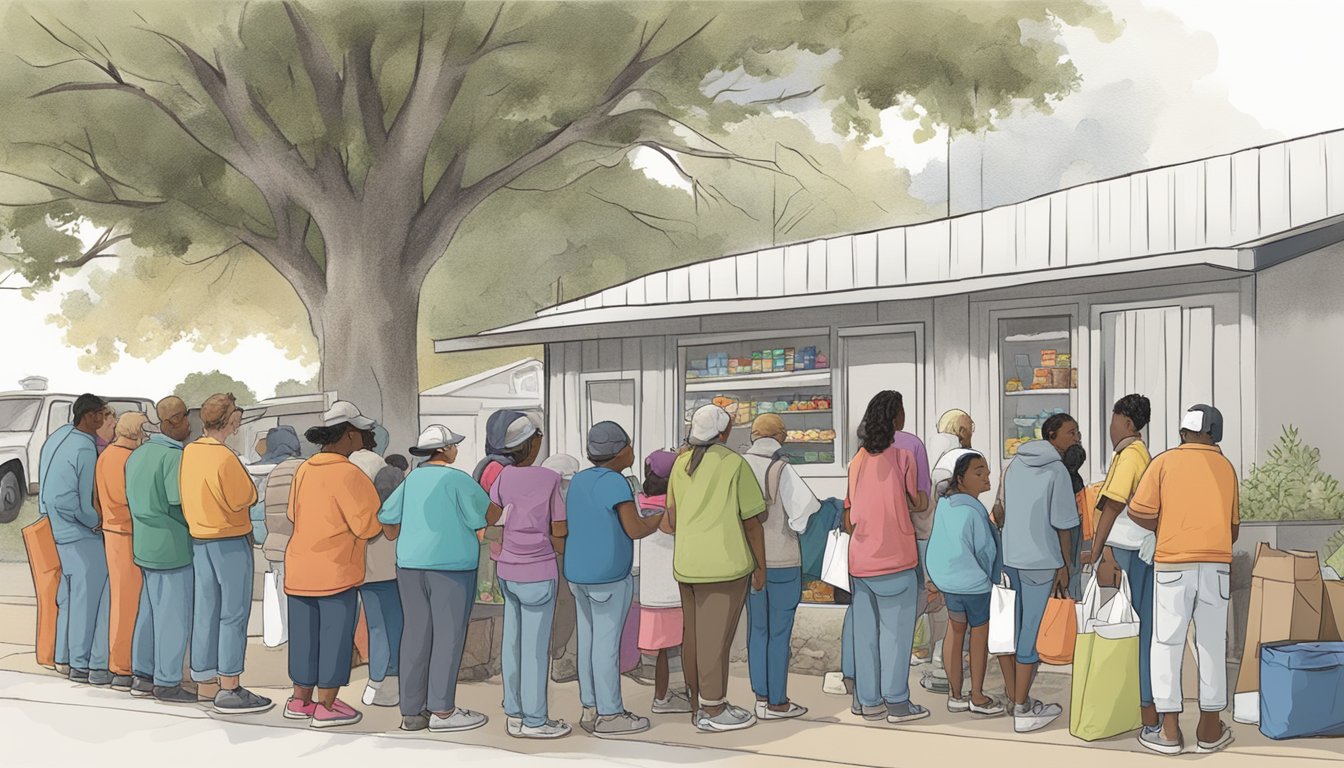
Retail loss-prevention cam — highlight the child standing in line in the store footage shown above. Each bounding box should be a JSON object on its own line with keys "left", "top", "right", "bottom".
{"left": 925, "top": 452, "right": 1007, "bottom": 718}
{"left": 635, "top": 450, "right": 693, "bottom": 715}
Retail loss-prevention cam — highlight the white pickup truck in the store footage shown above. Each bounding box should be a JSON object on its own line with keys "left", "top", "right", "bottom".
{"left": 0, "top": 381, "right": 154, "bottom": 524}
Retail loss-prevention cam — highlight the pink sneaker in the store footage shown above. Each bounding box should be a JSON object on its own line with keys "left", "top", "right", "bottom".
{"left": 284, "top": 697, "right": 318, "bottom": 720}
{"left": 311, "top": 699, "right": 362, "bottom": 729}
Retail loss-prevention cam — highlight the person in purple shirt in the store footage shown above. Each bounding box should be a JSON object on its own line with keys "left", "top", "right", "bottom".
{"left": 490, "top": 414, "right": 572, "bottom": 739}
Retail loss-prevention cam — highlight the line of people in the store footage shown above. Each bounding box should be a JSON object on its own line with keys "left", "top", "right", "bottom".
{"left": 31, "top": 386, "right": 1239, "bottom": 753}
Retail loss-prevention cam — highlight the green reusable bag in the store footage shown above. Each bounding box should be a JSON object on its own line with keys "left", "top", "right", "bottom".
{"left": 1069, "top": 572, "right": 1144, "bottom": 741}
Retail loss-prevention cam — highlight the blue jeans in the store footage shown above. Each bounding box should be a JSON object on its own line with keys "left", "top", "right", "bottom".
{"left": 1112, "top": 547, "right": 1155, "bottom": 707}
{"left": 501, "top": 578, "right": 558, "bottom": 727}
{"left": 55, "top": 537, "right": 110, "bottom": 672}
{"left": 851, "top": 569, "right": 919, "bottom": 708}
{"left": 132, "top": 565, "right": 194, "bottom": 686}
{"left": 1004, "top": 566, "right": 1055, "bottom": 665}
{"left": 747, "top": 567, "right": 802, "bottom": 705}
{"left": 288, "top": 589, "right": 360, "bottom": 689}
{"left": 190, "top": 537, "right": 253, "bottom": 681}
{"left": 1068, "top": 527, "right": 1084, "bottom": 601}
{"left": 570, "top": 576, "right": 633, "bottom": 716}
{"left": 360, "top": 580, "right": 403, "bottom": 682}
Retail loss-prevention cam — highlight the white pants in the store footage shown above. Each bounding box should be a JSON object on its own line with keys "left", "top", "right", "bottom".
{"left": 1151, "top": 562, "right": 1230, "bottom": 714}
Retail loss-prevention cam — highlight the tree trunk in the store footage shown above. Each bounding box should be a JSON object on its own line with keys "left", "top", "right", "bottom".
{"left": 315, "top": 245, "right": 422, "bottom": 459}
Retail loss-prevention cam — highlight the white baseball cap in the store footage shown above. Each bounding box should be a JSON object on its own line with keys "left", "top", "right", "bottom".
{"left": 689, "top": 404, "right": 731, "bottom": 445}
{"left": 503, "top": 413, "right": 543, "bottom": 449}
{"left": 410, "top": 424, "right": 466, "bottom": 456}
{"left": 321, "top": 401, "right": 376, "bottom": 431}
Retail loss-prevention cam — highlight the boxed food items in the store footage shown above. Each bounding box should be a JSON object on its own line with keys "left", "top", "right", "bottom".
{"left": 1040, "top": 349, "right": 1058, "bottom": 367}
{"left": 815, "top": 353, "right": 829, "bottom": 369}
{"left": 1050, "top": 368, "right": 1072, "bottom": 389}
{"left": 1031, "top": 368, "right": 1052, "bottom": 389}
{"left": 1056, "top": 353, "right": 1072, "bottom": 368}
{"left": 1071, "top": 368, "right": 1079, "bottom": 388}
{"left": 752, "top": 352, "right": 763, "bottom": 373}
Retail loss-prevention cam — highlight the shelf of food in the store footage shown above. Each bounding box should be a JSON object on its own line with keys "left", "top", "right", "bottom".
{"left": 685, "top": 369, "right": 830, "bottom": 392}
{"left": 785, "top": 439, "right": 835, "bottom": 444}
{"left": 1005, "top": 388, "right": 1072, "bottom": 397}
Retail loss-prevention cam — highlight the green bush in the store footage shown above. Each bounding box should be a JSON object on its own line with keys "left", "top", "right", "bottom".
{"left": 1240, "top": 426, "right": 1344, "bottom": 521}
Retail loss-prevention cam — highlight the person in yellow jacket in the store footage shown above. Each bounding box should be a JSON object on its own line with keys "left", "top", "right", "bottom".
{"left": 179, "top": 393, "right": 272, "bottom": 715}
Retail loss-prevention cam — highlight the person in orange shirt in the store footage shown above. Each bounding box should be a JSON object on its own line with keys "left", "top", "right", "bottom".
{"left": 94, "top": 411, "right": 149, "bottom": 691}
{"left": 1131, "top": 404, "right": 1239, "bottom": 756}
{"left": 179, "top": 392, "right": 270, "bottom": 714}
{"left": 283, "top": 401, "right": 387, "bottom": 729}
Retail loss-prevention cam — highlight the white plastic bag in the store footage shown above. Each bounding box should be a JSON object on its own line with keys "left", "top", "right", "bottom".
{"left": 263, "top": 568, "right": 288, "bottom": 648}
{"left": 820, "top": 529, "right": 851, "bottom": 592}
{"left": 989, "top": 573, "right": 1017, "bottom": 656}
{"left": 1077, "top": 569, "right": 1139, "bottom": 639}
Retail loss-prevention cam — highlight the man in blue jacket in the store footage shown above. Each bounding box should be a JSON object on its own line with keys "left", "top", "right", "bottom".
{"left": 39, "top": 393, "right": 113, "bottom": 686}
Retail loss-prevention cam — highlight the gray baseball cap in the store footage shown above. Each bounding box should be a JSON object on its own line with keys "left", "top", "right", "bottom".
{"left": 1181, "top": 404, "right": 1224, "bottom": 443}
{"left": 587, "top": 421, "right": 631, "bottom": 461}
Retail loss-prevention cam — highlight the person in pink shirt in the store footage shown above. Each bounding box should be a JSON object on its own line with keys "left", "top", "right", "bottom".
{"left": 844, "top": 390, "right": 930, "bottom": 726}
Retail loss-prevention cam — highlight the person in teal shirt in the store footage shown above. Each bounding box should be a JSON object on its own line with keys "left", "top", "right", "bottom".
{"left": 39, "top": 394, "right": 112, "bottom": 686}
{"left": 925, "top": 452, "right": 1006, "bottom": 718}
{"left": 379, "top": 425, "right": 501, "bottom": 734}
{"left": 125, "top": 396, "right": 198, "bottom": 703}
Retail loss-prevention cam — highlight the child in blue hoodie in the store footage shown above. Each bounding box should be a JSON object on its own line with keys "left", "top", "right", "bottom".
{"left": 926, "top": 452, "right": 1005, "bottom": 717}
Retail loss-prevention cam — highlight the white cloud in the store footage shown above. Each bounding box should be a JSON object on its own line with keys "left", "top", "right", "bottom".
{"left": 628, "top": 146, "right": 694, "bottom": 194}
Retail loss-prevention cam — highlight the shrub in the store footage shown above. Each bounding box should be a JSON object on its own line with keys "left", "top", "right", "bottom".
{"left": 1240, "top": 426, "right": 1344, "bottom": 521}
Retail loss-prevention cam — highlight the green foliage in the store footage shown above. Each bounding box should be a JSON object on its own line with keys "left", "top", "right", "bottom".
{"left": 173, "top": 370, "right": 258, "bottom": 409}
{"left": 0, "top": 0, "right": 1117, "bottom": 392}
{"left": 274, "top": 376, "right": 320, "bottom": 398}
{"left": 1240, "top": 426, "right": 1344, "bottom": 522}
{"left": 1325, "top": 528, "right": 1344, "bottom": 576}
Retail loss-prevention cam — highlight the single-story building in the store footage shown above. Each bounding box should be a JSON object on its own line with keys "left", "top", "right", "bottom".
{"left": 419, "top": 357, "right": 545, "bottom": 472}
{"left": 437, "top": 129, "right": 1344, "bottom": 669}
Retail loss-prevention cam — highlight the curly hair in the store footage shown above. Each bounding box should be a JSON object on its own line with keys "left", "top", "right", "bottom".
{"left": 857, "top": 390, "right": 904, "bottom": 455}
{"left": 1113, "top": 394, "right": 1152, "bottom": 432}
{"left": 305, "top": 423, "right": 353, "bottom": 447}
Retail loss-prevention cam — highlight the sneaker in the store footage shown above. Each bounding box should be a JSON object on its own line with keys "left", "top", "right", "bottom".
{"left": 1139, "top": 724, "right": 1184, "bottom": 755}
{"left": 284, "top": 697, "right": 318, "bottom": 720}
{"left": 970, "top": 697, "right": 1006, "bottom": 716}
{"left": 68, "top": 668, "right": 90, "bottom": 684}
{"left": 694, "top": 705, "right": 756, "bottom": 733}
{"left": 311, "top": 700, "right": 362, "bottom": 729}
{"left": 369, "top": 676, "right": 398, "bottom": 707}
{"left": 1013, "top": 699, "right": 1063, "bottom": 733}
{"left": 910, "top": 651, "right": 931, "bottom": 667}
{"left": 851, "top": 694, "right": 887, "bottom": 721}
{"left": 88, "top": 669, "right": 114, "bottom": 687}
{"left": 821, "top": 672, "right": 848, "bottom": 696}
{"left": 594, "top": 711, "right": 651, "bottom": 737}
{"left": 130, "top": 676, "right": 155, "bottom": 698}
{"left": 518, "top": 720, "right": 573, "bottom": 739}
{"left": 110, "top": 674, "right": 134, "bottom": 692}
{"left": 1196, "top": 723, "right": 1234, "bottom": 754}
{"left": 947, "top": 696, "right": 970, "bottom": 713}
{"left": 756, "top": 701, "right": 807, "bottom": 721}
{"left": 214, "top": 686, "right": 275, "bottom": 715}
{"left": 55, "top": 663, "right": 71, "bottom": 676}
{"left": 428, "top": 708, "right": 488, "bottom": 733}
{"left": 579, "top": 706, "right": 598, "bottom": 734}
{"left": 919, "top": 671, "right": 950, "bottom": 694}
{"left": 886, "top": 701, "right": 930, "bottom": 724}
{"left": 401, "top": 711, "right": 431, "bottom": 732}
{"left": 506, "top": 716, "right": 523, "bottom": 736}
{"left": 652, "top": 689, "right": 694, "bottom": 715}
{"left": 153, "top": 685, "right": 198, "bottom": 704}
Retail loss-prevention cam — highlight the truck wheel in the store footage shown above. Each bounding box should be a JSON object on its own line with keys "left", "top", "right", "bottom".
{"left": 0, "top": 464, "right": 22, "bottom": 524}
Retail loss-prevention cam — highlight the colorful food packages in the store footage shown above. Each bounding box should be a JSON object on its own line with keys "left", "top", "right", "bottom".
{"left": 1040, "top": 349, "right": 1058, "bottom": 367}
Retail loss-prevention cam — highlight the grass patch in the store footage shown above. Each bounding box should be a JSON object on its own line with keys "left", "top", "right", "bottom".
{"left": 0, "top": 497, "right": 39, "bottom": 563}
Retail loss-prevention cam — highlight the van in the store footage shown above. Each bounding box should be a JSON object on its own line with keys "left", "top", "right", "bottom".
{"left": 0, "top": 381, "right": 153, "bottom": 523}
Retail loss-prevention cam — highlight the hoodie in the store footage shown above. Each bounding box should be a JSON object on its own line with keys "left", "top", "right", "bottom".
{"left": 257, "top": 426, "right": 301, "bottom": 464}
{"left": 1000, "top": 440, "right": 1080, "bottom": 571}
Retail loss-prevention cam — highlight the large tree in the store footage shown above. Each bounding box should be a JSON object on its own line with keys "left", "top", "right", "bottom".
{"left": 0, "top": 1, "right": 1114, "bottom": 447}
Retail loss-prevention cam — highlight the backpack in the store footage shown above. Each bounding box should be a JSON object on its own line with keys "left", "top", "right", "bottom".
{"left": 763, "top": 457, "right": 787, "bottom": 509}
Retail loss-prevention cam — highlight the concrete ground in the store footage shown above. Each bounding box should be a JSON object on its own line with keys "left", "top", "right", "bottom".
{"left": 1, "top": 562, "right": 1343, "bottom": 767}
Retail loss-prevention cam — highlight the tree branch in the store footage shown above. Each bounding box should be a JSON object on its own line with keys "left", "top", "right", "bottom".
{"left": 748, "top": 84, "right": 824, "bottom": 106}
{"left": 282, "top": 2, "right": 344, "bottom": 136}
{"left": 346, "top": 35, "right": 387, "bottom": 155}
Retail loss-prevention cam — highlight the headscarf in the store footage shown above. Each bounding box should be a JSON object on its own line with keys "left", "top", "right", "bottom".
{"left": 257, "top": 426, "right": 301, "bottom": 464}
{"left": 472, "top": 409, "right": 526, "bottom": 482}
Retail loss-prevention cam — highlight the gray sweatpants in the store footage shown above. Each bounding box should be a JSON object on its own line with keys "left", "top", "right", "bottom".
{"left": 396, "top": 567, "right": 476, "bottom": 716}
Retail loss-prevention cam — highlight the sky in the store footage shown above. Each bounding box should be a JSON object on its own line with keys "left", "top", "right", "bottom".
{"left": 2, "top": 0, "right": 1342, "bottom": 401}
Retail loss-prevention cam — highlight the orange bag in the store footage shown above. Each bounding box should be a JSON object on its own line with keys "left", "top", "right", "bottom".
{"left": 1036, "top": 595, "right": 1078, "bottom": 665}
{"left": 1078, "top": 482, "right": 1102, "bottom": 542}
{"left": 22, "top": 516, "right": 62, "bottom": 668}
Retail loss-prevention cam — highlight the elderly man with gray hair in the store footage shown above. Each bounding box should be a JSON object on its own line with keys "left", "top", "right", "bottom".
{"left": 661, "top": 404, "right": 769, "bottom": 733}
